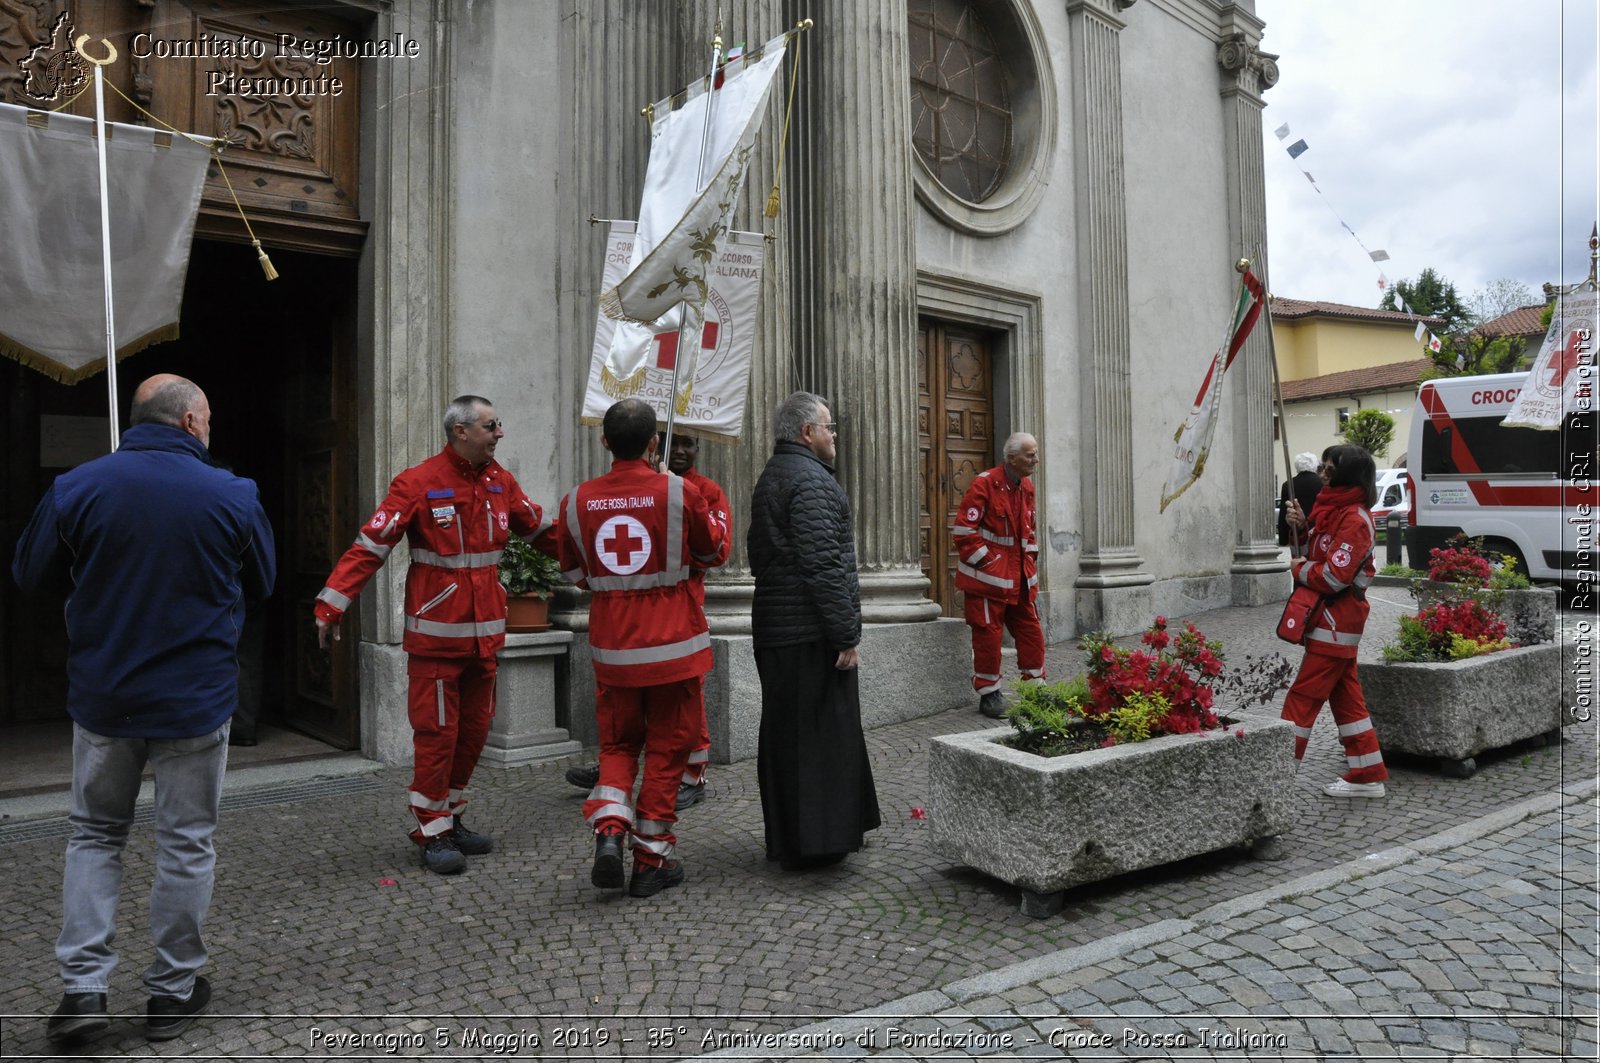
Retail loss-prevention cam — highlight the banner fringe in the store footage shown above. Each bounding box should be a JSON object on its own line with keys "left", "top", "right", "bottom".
{"left": 0, "top": 322, "right": 179, "bottom": 385}
{"left": 601, "top": 364, "right": 647, "bottom": 398}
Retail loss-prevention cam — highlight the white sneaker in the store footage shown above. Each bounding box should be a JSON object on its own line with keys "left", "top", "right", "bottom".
{"left": 1324, "top": 778, "right": 1386, "bottom": 798}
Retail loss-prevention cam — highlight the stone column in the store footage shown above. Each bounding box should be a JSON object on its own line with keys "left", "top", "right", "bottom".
{"left": 677, "top": 0, "right": 792, "bottom": 635}
{"left": 1066, "top": 0, "right": 1152, "bottom": 635}
{"left": 786, "top": 0, "right": 939, "bottom": 623}
{"left": 548, "top": 0, "right": 678, "bottom": 633}
{"left": 356, "top": 0, "right": 455, "bottom": 764}
{"left": 1217, "top": 10, "right": 1289, "bottom": 603}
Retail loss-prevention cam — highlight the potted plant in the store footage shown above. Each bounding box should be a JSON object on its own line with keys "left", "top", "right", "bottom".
{"left": 498, "top": 536, "right": 564, "bottom": 633}
{"left": 1360, "top": 588, "right": 1564, "bottom": 777}
{"left": 928, "top": 618, "right": 1298, "bottom": 918}
{"left": 1408, "top": 535, "right": 1555, "bottom": 646}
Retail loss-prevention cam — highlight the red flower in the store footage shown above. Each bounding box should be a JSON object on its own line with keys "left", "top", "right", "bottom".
{"left": 910, "top": 806, "right": 927, "bottom": 821}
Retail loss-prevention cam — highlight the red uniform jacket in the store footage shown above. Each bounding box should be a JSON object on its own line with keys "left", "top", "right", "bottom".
{"left": 1294, "top": 497, "right": 1376, "bottom": 659}
{"left": 553, "top": 460, "right": 726, "bottom": 687}
{"left": 952, "top": 466, "right": 1038, "bottom": 604}
{"left": 683, "top": 467, "right": 731, "bottom": 608}
{"left": 315, "top": 447, "right": 549, "bottom": 659}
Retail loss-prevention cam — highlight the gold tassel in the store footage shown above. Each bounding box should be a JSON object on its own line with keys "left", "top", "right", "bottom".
{"left": 601, "top": 364, "right": 648, "bottom": 398}
{"left": 675, "top": 384, "right": 693, "bottom": 415}
{"left": 765, "top": 183, "right": 780, "bottom": 219}
{"left": 252, "top": 239, "right": 279, "bottom": 282}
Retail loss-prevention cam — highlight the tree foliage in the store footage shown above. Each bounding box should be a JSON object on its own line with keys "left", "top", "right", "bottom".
{"left": 1341, "top": 407, "right": 1396, "bottom": 460}
{"left": 1467, "top": 277, "right": 1536, "bottom": 328}
{"left": 1379, "top": 267, "right": 1471, "bottom": 333}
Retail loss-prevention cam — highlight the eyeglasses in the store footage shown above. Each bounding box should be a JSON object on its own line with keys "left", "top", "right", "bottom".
{"left": 479, "top": 419, "right": 503, "bottom": 431}
{"left": 810, "top": 421, "right": 837, "bottom": 434}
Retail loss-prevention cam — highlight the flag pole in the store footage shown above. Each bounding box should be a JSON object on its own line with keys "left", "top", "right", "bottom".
{"left": 1251, "top": 254, "right": 1300, "bottom": 555}
{"left": 76, "top": 35, "right": 121, "bottom": 452}
{"left": 662, "top": 13, "right": 724, "bottom": 464}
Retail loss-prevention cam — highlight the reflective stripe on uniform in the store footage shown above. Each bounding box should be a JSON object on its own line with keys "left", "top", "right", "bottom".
{"left": 562, "top": 567, "right": 585, "bottom": 584}
{"left": 416, "top": 815, "right": 453, "bottom": 837}
{"left": 448, "top": 787, "right": 468, "bottom": 813}
{"left": 665, "top": 474, "right": 686, "bottom": 582}
{"left": 1292, "top": 725, "right": 1313, "bottom": 739}
{"left": 591, "top": 786, "right": 630, "bottom": 805}
{"left": 1023, "top": 539, "right": 1038, "bottom": 554}
{"left": 1307, "top": 628, "right": 1361, "bottom": 647}
{"left": 565, "top": 496, "right": 587, "bottom": 568}
{"left": 632, "top": 819, "right": 674, "bottom": 857}
{"left": 686, "top": 748, "right": 709, "bottom": 765}
{"left": 436, "top": 679, "right": 446, "bottom": 728}
{"left": 1346, "top": 751, "right": 1384, "bottom": 768}
{"left": 414, "top": 583, "right": 458, "bottom": 616}
{"left": 951, "top": 526, "right": 977, "bottom": 538}
{"left": 967, "top": 544, "right": 990, "bottom": 566}
{"left": 590, "top": 630, "right": 711, "bottom": 666}
{"left": 411, "top": 548, "right": 504, "bottom": 570}
{"left": 977, "top": 528, "right": 1014, "bottom": 547}
{"left": 405, "top": 616, "right": 506, "bottom": 638}
{"left": 317, "top": 586, "right": 351, "bottom": 611}
{"left": 409, "top": 791, "right": 450, "bottom": 812}
{"left": 958, "top": 562, "right": 1015, "bottom": 589}
{"left": 1321, "top": 569, "right": 1350, "bottom": 591}
{"left": 586, "top": 802, "right": 634, "bottom": 827}
{"left": 1337, "top": 718, "right": 1374, "bottom": 737}
{"left": 356, "top": 532, "right": 391, "bottom": 558}
{"left": 584, "top": 569, "right": 687, "bottom": 592}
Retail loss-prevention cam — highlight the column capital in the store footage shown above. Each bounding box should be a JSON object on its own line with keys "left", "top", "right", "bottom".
{"left": 1217, "top": 33, "right": 1279, "bottom": 100}
{"left": 1064, "top": 0, "right": 1136, "bottom": 32}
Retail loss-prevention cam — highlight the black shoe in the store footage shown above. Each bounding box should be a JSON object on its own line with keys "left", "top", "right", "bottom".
{"left": 565, "top": 764, "right": 601, "bottom": 790}
{"left": 591, "top": 831, "right": 626, "bottom": 889}
{"left": 675, "top": 782, "right": 706, "bottom": 811}
{"left": 146, "top": 975, "right": 210, "bottom": 1042}
{"left": 419, "top": 835, "right": 466, "bottom": 874}
{"left": 628, "top": 859, "right": 685, "bottom": 898}
{"left": 978, "top": 691, "right": 1008, "bottom": 719}
{"left": 780, "top": 852, "right": 846, "bottom": 872}
{"left": 45, "top": 991, "right": 108, "bottom": 1045}
{"left": 450, "top": 817, "right": 493, "bottom": 856}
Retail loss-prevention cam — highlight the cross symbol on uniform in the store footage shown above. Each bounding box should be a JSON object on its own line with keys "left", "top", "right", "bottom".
{"left": 603, "top": 523, "right": 645, "bottom": 566}
{"left": 1547, "top": 330, "right": 1590, "bottom": 389}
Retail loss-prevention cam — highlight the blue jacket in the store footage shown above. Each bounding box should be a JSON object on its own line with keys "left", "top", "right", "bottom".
{"left": 11, "top": 423, "right": 276, "bottom": 738}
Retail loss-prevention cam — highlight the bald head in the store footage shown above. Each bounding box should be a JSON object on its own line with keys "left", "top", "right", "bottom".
{"left": 131, "top": 374, "right": 211, "bottom": 448}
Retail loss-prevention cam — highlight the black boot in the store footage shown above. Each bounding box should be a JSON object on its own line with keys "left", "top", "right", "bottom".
{"left": 419, "top": 835, "right": 466, "bottom": 874}
{"left": 591, "top": 831, "right": 625, "bottom": 889}
{"left": 565, "top": 764, "right": 601, "bottom": 790}
{"left": 628, "top": 859, "right": 685, "bottom": 898}
{"left": 450, "top": 817, "right": 493, "bottom": 856}
{"left": 46, "top": 992, "right": 108, "bottom": 1045}
{"left": 978, "top": 691, "right": 1008, "bottom": 719}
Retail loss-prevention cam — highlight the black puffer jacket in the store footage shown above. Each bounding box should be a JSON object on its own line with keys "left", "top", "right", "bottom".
{"left": 748, "top": 441, "right": 862, "bottom": 650}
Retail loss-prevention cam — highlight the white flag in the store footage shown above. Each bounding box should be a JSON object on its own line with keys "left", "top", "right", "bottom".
{"left": 597, "top": 31, "right": 786, "bottom": 394}
{"left": 0, "top": 102, "right": 212, "bottom": 383}
{"left": 1502, "top": 287, "right": 1598, "bottom": 429}
{"left": 584, "top": 223, "right": 765, "bottom": 441}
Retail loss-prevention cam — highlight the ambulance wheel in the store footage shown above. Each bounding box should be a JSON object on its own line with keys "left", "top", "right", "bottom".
{"left": 1482, "top": 538, "right": 1528, "bottom": 577}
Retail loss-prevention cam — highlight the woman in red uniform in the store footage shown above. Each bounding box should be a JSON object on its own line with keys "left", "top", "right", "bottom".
{"left": 1280, "top": 444, "right": 1390, "bottom": 798}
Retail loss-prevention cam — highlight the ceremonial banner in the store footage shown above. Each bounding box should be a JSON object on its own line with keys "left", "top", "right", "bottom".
{"left": 597, "top": 33, "right": 786, "bottom": 391}
{"left": 1159, "top": 271, "right": 1267, "bottom": 512}
{"left": 0, "top": 102, "right": 212, "bottom": 383}
{"left": 1502, "top": 286, "right": 1598, "bottom": 429}
{"left": 584, "top": 223, "right": 765, "bottom": 442}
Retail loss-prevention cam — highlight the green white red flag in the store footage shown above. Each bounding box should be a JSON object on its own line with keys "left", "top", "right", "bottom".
{"left": 1159, "top": 270, "right": 1267, "bottom": 512}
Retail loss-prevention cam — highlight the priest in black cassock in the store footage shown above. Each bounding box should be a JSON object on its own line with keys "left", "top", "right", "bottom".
{"left": 747, "top": 391, "right": 881, "bottom": 871}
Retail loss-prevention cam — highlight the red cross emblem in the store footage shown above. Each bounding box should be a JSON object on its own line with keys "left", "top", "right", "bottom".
{"left": 652, "top": 321, "right": 720, "bottom": 371}
{"left": 595, "top": 515, "right": 651, "bottom": 575}
{"left": 1547, "top": 330, "right": 1590, "bottom": 390}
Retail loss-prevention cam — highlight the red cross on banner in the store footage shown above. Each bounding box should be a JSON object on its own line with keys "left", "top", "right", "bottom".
{"left": 1547, "top": 331, "right": 1587, "bottom": 389}
{"left": 652, "top": 321, "right": 720, "bottom": 371}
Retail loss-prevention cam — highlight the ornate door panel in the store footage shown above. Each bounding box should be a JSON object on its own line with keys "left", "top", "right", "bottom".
{"left": 918, "top": 318, "right": 995, "bottom": 617}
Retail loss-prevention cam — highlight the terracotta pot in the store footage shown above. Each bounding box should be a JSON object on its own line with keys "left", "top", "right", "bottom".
{"left": 506, "top": 594, "right": 551, "bottom": 633}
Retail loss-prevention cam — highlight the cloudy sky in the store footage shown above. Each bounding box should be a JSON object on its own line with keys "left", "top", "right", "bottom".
{"left": 1254, "top": 0, "right": 1597, "bottom": 315}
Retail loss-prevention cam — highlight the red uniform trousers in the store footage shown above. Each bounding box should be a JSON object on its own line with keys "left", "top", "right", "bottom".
{"left": 685, "top": 711, "right": 710, "bottom": 786}
{"left": 964, "top": 594, "right": 1047, "bottom": 694}
{"left": 1280, "top": 650, "right": 1388, "bottom": 784}
{"left": 406, "top": 655, "right": 497, "bottom": 840}
{"left": 583, "top": 677, "right": 700, "bottom": 867}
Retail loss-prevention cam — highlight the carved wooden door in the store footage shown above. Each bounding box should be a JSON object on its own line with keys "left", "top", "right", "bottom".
{"left": 918, "top": 319, "right": 995, "bottom": 617}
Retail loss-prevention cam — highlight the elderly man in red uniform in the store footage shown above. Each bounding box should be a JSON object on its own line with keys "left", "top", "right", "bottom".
{"left": 314, "top": 395, "right": 550, "bottom": 874}
{"left": 563, "top": 430, "right": 730, "bottom": 807}
{"left": 954, "top": 432, "right": 1046, "bottom": 719}
{"left": 549, "top": 400, "right": 727, "bottom": 898}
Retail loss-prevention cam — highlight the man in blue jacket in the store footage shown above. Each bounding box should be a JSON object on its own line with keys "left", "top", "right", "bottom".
{"left": 12, "top": 374, "right": 276, "bottom": 1047}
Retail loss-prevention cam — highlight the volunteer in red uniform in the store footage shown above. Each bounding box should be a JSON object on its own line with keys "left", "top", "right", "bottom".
{"left": 954, "top": 432, "right": 1046, "bottom": 719}
{"left": 314, "top": 395, "right": 551, "bottom": 873}
{"left": 1280, "top": 444, "right": 1389, "bottom": 797}
{"left": 562, "top": 430, "right": 730, "bottom": 808}
{"left": 548, "top": 399, "right": 727, "bottom": 898}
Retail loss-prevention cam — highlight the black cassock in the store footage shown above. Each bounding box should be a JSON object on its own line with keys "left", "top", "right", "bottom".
{"left": 755, "top": 640, "right": 882, "bottom": 867}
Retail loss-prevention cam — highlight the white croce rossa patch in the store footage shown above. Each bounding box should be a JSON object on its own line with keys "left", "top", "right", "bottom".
{"left": 595, "top": 515, "right": 653, "bottom": 575}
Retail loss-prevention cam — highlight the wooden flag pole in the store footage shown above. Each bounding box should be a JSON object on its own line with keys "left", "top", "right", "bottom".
{"left": 76, "top": 35, "right": 121, "bottom": 452}
{"left": 663, "top": 12, "right": 724, "bottom": 464}
{"left": 1249, "top": 254, "right": 1300, "bottom": 555}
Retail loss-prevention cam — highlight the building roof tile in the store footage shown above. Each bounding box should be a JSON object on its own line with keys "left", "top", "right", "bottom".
{"left": 1271, "top": 297, "right": 1444, "bottom": 327}
{"left": 1279, "top": 358, "right": 1433, "bottom": 403}
{"left": 1475, "top": 302, "right": 1548, "bottom": 339}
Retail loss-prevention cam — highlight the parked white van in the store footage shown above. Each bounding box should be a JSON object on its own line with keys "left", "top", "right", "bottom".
{"left": 1406, "top": 371, "right": 1596, "bottom": 581}
{"left": 1373, "top": 469, "right": 1409, "bottom": 524}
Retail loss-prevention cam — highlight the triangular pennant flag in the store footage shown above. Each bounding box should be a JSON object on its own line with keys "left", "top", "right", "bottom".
{"left": 1377, "top": 273, "right": 1388, "bottom": 290}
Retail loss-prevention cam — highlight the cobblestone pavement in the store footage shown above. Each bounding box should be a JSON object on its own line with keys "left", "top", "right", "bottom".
{"left": 0, "top": 598, "right": 1592, "bottom": 1060}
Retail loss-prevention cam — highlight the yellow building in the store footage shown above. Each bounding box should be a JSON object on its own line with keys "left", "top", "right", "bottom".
{"left": 1270, "top": 299, "right": 1441, "bottom": 473}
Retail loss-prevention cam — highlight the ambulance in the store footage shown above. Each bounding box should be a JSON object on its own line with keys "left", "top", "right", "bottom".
{"left": 1406, "top": 371, "right": 1596, "bottom": 581}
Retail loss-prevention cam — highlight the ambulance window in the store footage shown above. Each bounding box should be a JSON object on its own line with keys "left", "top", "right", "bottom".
{"left": 1380, "top": 484, "right": 1402, "bottom": 507}
{"left": 1434, "top": 416, "right": 1560, "bottom": 475}
{"left": 1420, "top": 421, "right": 1456, "bottom": 475}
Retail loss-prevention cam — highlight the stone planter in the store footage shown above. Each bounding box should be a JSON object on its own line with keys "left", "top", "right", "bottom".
{"left": 1359, "top": 642, "right": 1566, "bottom": 777}
{"left": 929, "top": 717, "right": 1296, "bottom": 918}
{"left": 1409, "top": 580, "right": 1557, "bottom": 646}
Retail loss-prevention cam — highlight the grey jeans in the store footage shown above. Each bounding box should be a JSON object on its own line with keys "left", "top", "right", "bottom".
{"left": 57, "top": 722, "right": 229, "bottom": 999}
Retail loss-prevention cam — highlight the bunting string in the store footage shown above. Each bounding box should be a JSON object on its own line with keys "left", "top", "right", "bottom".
{"left": 1272, "top": 121, "right": 1450, "bottom": 361}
